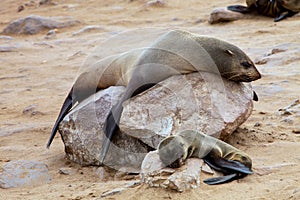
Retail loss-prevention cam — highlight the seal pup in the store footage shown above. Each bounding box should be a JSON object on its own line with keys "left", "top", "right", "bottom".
{"left": 158, "top": 130, "right": 253, "bottom": 185}
{"left": 228, "top": 0, "right": 300, "bottom": 22}
{"left": 47, "top": 30, "right": 261, "bottom": 165}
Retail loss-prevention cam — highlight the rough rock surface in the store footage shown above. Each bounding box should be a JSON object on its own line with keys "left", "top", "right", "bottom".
{"left": 59, "top": 72, "right": 254, "bottom": 172}
{"left": 59, "top": 86, "right": 150, "bottom": 172}
{"left": 141, "top": 151, "right": 203, "bottom": 192}
{"left": 209, "top": 7, "right": 244, "bottom": 24}
{"left": 0, "top": 160, "right": 51, "bottom": 188}
{"left": 120, "top": 72, "right": 254, "bottom": 149}
{"left": 2, "top": 15, "right": 80, "bottom": 35}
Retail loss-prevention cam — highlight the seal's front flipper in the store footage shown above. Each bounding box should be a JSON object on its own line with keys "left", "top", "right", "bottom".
{"left": 100, "top": 106, "right": 122, "bottom": 164}
{"left": 100, "top": 83, "right": 156, "bottom": 164}
{"left": 47, "top": 88, "right": 73, "bottom": 148}
{"left": 204, "top": 173, "right": 238, "bottom": 185}
{"left": 253, "top": 91, "right": 258, "bottom": 101}
{"left": 274, "top": 11, "right": 298, "bottom": 22}
{"left": 227, "top": 5, "right": 251, "bottom": 13}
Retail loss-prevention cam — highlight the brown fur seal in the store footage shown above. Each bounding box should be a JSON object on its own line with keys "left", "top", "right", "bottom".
{"left": 228, "top": 0, "right": 300, "bottom": 22}
{"left": 47, "top": 30, "right": 261, "bottom": 165}
{"left": 158, "top": 130, "right": 253, "bottom": 185}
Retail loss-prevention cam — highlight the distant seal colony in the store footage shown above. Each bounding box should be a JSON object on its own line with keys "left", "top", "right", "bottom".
{"left": 158, "top": 130, "right": 253, "bottom": 185}
{"left": 227, "top": 0, "right": 300, "bottom": 22}
{"left": 47, "top": 30, "right": 261, "bottom": 171}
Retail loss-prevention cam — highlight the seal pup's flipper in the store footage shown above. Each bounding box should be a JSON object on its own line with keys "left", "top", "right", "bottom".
{"left": 227, "top": 5, "right": 253, "bottom": 13}
{"left": 47, "top": 88, "right": 73, "bottom": 148}
{"left": 204, "top": 156, "right": 253, "bottom": 175}
{"left": 203, "top": 155, "right": 253, "bottom": 185}
{"left": 274, "top": 10, "right": 298, "bottom": 22}
{"left": 100, "top": 83, "right": 157, "bottom": 164}
{"left": 204, "top": 173, "right": 238, "bottom": 185}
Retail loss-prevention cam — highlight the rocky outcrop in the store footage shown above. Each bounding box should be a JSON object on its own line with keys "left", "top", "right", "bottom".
{"left": 0, "top": 160, "right": 51, "bottom": 188}
{"left": 59, "top": 86, "right": 150, "bottom": 172}
{"left": 59, "top": 72, "right": 254, "bottom": 172}
{"left": 2, "top": 15, "right": 80, "bottom": 35}
{"left": 120, "top": 72, "right": 254, "bottom": 148}
{"left": 141, "top": 151, "right": 203, "bottom": 192}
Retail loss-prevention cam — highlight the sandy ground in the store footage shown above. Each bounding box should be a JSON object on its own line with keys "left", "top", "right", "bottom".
{"left": 0, "top": 0, "right": 299, "bottom": 199}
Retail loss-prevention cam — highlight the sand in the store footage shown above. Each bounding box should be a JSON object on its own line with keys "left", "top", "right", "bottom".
{"left": 0, "top": 0, "right": 299, "bottom": 199}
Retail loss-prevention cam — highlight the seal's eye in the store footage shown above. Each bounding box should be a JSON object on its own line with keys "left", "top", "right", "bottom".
{"left": 241, "top": 61, "right": 253, "bottom": 69}
{"left": 225, "top": 49, "right": 234, "bottom": 56}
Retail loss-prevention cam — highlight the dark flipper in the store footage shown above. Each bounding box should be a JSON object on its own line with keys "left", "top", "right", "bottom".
{"left": 204, "top": 173, "right": 238, "bottom": 185}
{"left": 227, "top": 5, "right": 251, "bottom": 13}
{"left": 203, "top": 155, "right": 253, "bottom": 185}
{"left": 274, "top": 11, "right": 298, "bottom": 22}
{"left": 100, "top": 83, "right": 156, "bottom": 164}
{"left": 253, "top": 91, "right": 258, "bottom": 101}
{"left": 47, "top": 88, "right": 73, "bottom": 148}
{"left": 100, "top": 107, "right": 122, "bottom": 164}
{"left": 204, "top": 156, "right": 253, "bottom": 175}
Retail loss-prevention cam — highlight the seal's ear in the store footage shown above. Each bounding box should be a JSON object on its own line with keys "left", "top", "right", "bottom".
{"left": 225, "top": 49, "right": 234, "bottom": 56}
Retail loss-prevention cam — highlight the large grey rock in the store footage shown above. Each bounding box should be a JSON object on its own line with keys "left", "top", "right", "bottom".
{"left": 2, "top": 15, "right": 80, "bottom": 35}
{"left": 59, "top": 72, "right": 254, "bottom": 172}
{"left": 120, "top": 72, "right": 254, "bottom": 149}
{"left": 59, "top": 86, "right": 150, "bottom": 172}
{"left": 0, "top": 160, "right": 51, "bottom": 188}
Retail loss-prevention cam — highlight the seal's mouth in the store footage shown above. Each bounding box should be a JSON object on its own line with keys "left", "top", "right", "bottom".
{"left": 228, "top": 72, "right": 261, "bottom": 82}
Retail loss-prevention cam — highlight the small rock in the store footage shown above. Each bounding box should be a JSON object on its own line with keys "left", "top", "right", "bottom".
{"left": 72, "top": 25, "right": 105, "bottom": 36}
{"left": 2, "top": 15, "right": 80, "bottom": 35}
{"left": 45, "top": 29, "right": 57, "bottom": 39}
{"left": 145, "top": 0, "right": 166, "bottom": 7}
{"left": 22, "top": 104, "right": 44, "bottom": 116}
{"left": 94, "top": 167, "right": 107, "bottom": 180}
{"left": 17, "top": 5, "right": 25, "bottom": 12}
{"left": 100, "top": 181, "right": 140, "bottom": 198}
{"left": 0, "top": 46, "right": 17, "bottom": 52}
{"left": 255, "top": 58, "right": 269, "bottom": 65}
{"left": 270, "top": 48, "right": 286, "bottom": 55}
{"left": 59, "top": 167, "right": 73, "bottom": 175}
{"left": 209, "top": 7, "right": 244, "bottom": 24}
{"left": 292, "top": 128, "right": 300, "bottom": 134}
{"left": 254, "top": 122, "right": 262, "bottom": 127}
{"left": 0, "top": 160, "right": 51, "bottom": 188}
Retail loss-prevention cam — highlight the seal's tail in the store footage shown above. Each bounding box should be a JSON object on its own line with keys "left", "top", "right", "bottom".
{"left": 47, "top": 88, "right": 73, "bottom": 148}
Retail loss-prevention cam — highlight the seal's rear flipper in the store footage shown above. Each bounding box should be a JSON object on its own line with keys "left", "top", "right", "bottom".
{"left": 47, "top": 88, "right": 73, "bottom": 148}
{"left": 274, "top": 11, "right": 299, "bottom": 22}
{"left": 204, "top": 173, "right": 238, "bottom": 185}
{"left": 227, "top": 5, "right": 251, "bottom": 13}
{"left": 204, "top": 156, "right": 253, "bottom": 175}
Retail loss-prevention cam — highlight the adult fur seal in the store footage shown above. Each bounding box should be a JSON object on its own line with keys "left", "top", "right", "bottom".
{"left": 228, "top": 0, "right": 300, "bottom": 22}
{"left": 47, "top": 30, "right": 261, "bottom": 165}
{"left": 158, "top": 130, "right": 253, "bottom": 185}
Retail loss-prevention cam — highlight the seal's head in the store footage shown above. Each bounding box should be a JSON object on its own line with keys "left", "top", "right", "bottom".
{"left": 158, "top": 136, "right": 188, "bottom": 168}
{"left": 200, "top": 37, "right": 261, "bottom": 82}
